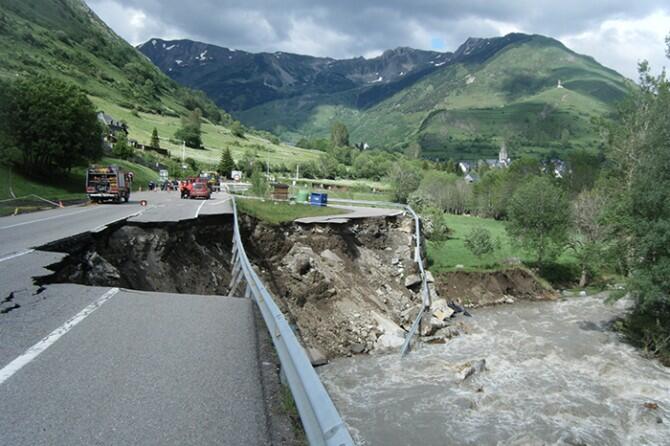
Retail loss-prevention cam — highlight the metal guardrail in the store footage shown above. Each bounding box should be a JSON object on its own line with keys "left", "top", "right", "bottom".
{"left": 227, "top": 197, "right": 355, "bottom": 446}
{"left": 326, "top": 198, "right": 431, "bottom": 355}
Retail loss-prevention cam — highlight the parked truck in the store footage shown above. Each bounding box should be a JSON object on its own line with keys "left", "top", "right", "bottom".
{"left": 86, "top": 165, "right": 131, "bottom": 203}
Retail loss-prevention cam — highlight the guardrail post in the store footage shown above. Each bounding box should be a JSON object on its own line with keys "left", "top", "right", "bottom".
{"left": 231, "top": 244, "right": 238, "bottom": 265}
{"left": 228, "top": 268, "right": 243, "bottom": 297}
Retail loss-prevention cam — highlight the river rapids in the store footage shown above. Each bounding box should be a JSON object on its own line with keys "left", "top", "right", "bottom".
{"left": 319, "top": 295, "right": 670, "bottom": 445}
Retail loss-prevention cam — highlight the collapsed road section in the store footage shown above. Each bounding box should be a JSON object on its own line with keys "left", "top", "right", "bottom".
{"left": 38, "top": 214, "right": 235, "bottom": 295}
{"left": 38, "top": 210, "right": 469, "bottom": 363}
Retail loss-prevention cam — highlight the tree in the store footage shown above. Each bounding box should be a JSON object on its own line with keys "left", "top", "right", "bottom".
{"left": 175, "top": 108, "right": 202, "bottom": 148}
{"left": 318, "top": 152, "right": 340, "bottom": 179}
{"left": 218, "top": 148, "right": 235, "bottom": 179}
{"left": 564, "top": 149, "right": 601, "bottom": 195}
{"left": 410, "top": 170, "right": 471, "bottom": 214}
{"left": 239, "top": 149, "right": 258, "bottom": 176}
{"left": 445, "top": 159, "right": 458, "bottom": 174}
{"left": 250, "top": 164, "right": 269, "bottom": 197}
{"left": 569, "top": 188, "right": 607, "bottom": 287}
{"left": 352, "top": 151, "right": 392, "bottom": 179}
{"left": 330, "top": 121, "right": 349, "bottom": 147}
{"left": 472, "top": 169, "right": 509, "bottom": 218}
{"left": 464, "top": 227, "right": 496, "bottom": 260}
{"left": 388, "top": 160, "right": 422, "bottom": 203}
{"left": 603, "top": 52, "right": 670, "bottom": 363}
{"left": 185, "top": 157, "right": 200, "bottom": 174}
{"left": 0, "top": 75, "right": 102, "bottom": 175}
{"left": 230, "top": 120, "right": 244, "bottom": 138}
{"left": 506, "top": 176, "right": 570, "bottom": 265}
{"left": 150, "top": 127, "right": 160, "bottom": 149}
{"left": 112, "top": 132, "right": 134, "bottom": 160}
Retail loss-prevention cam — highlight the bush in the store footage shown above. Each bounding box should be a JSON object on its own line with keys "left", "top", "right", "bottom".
{"left": 464, "top": 227, "right": 495, "bottom": 259}
{"left": 112, "top": 133, "right": 134, "bottom": 160}
{"left": 422, "top": 208, "right": 449, "bottom": 241}
{"left": 230, "top": 120, "right": 245, "bottom": 138}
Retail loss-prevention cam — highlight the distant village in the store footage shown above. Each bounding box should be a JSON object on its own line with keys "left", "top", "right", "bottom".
{"left": 456, "top": 143, "right": 567, "bottom": 183}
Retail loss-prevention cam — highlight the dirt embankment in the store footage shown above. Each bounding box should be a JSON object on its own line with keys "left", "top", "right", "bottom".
{"left": 240, "top": 214, "right": 426, "bottom": 358}
{"left": 435, "top": 268, "right": 557, "bottom": 307}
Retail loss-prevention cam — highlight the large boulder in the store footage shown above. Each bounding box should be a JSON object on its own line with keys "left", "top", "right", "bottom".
{"left": 306, "top": 347, "right": 328, "bottom": 367}
{"left": 431, "top": 298, "right": 455, "bottom": 321}
{"left": 371, "top": 311, "right": 407, "bottom": 352}
{"left": 375, "top": 332, "right": 405, "bottom": 350}
{"left": 85, "top": 251, "right": 121, "bottom": 283}
{"left": 460, "top": 359, "right": 487, "bottom": 381}
{"left": 404, "top": 274, "right": 422, "bottom": 289}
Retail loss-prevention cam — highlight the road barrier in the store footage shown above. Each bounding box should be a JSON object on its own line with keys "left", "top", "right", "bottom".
{"left": 229, "top": 194, "right": 432, "bottom": 356}
{"left": 325, "top": 198, "right": 431, "bottom": 356}
{"left": 228, "top": 197, "right": 355, "bottom": 446}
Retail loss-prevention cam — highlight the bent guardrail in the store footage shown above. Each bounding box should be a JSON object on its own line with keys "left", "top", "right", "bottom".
{"left": 228, "top": 197, "right": 355, "bottom": 446}
{"left": 326, "top": 198, "right": 431, "bottom": 356}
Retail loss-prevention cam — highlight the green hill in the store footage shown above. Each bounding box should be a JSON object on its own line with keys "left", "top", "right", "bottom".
{"left": 0, "top": 0, "right": 320, "bottom": 169}
{"left": 235, "top": 35, "right": 634, "bottom": 159}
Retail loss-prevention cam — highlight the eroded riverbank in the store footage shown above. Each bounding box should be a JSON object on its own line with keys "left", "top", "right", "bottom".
{"left": 319, "top": 294, "right": 670, "bottom": 445}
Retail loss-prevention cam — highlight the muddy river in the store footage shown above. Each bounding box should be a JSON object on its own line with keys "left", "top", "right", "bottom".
{"left": 319, "top": 295, "right": 670, "bottom": 445}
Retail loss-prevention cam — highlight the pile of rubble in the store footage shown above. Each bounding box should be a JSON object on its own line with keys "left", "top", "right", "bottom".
{"left": 242, "top": 214, "right": 471, "bottom": 364}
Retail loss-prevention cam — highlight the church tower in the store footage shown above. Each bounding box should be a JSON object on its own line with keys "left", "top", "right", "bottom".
{"left": 499, "top": 141, "right": 509, "bottom": 165}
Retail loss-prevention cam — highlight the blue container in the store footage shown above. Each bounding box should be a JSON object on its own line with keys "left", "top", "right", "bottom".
{"left": 309, "top": 192, "right": 328, "bottom": 207}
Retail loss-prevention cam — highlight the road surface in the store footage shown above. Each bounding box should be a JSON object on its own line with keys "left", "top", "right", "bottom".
{"left": 294, "top": 204, "right": 404, "bottom": 224}
{"left": 0, "top": 192, "right": 269, "bottom": 445}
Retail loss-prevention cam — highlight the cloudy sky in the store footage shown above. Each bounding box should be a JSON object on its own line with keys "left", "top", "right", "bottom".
{"left": 86, "top": 0, "right": 669, "bottom": 79}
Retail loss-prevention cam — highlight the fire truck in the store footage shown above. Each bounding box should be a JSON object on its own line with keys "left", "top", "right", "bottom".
{"left": 86, "top": 165, "right": 131, "bottom": 203}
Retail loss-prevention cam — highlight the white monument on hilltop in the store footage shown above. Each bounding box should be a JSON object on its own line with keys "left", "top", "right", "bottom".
{"left": 557, "top": 79, "right": 564, "bottom": 89}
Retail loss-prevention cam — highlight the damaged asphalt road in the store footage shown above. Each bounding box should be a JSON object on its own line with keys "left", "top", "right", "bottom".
{"left": 0, "top": 192, "right": 274, "bottom": 446}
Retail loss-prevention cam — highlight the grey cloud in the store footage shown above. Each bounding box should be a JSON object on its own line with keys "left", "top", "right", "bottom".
{"left": 87, "top": 0, "right": 669, "bottom": 77}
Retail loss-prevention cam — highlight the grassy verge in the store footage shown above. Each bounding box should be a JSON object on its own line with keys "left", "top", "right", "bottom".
{"left": 236, "top": 198, "right": 347, "bottom": 224}
{"left": 279, "top": 384, "right": 308, "bottom": 445}
{"left": 0, "top": 158, "right": 159, "bottom": 215}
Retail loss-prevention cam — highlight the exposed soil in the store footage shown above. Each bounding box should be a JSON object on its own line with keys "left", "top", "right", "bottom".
{"left": 238, "top": 214, "right": 424, "bottom": 358}
{"left": 38, "top": 215, "right": 235, "bottom": 295}
{"left": 435, "top": 268, "right": 558, "bottom": 307}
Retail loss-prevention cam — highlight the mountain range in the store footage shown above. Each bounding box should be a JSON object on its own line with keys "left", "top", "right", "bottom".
{"left": 140, "top": 34, "right": 634, "bottom": 159}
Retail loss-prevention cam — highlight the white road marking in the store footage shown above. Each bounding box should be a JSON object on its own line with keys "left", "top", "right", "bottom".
{"left": 0, "top": 249, "right": 34, "bottom": 263}
{"left": 195, "top": 200, "right": 207, "bottom": 218}
{"left": 207, "top": 197, "right": 232, "bottom": 207}
{"left": 0, "top": 287, "right": 120, "bottom": 386}
{"left": 0, "top": 208, "right": 94, "bottom": 230}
